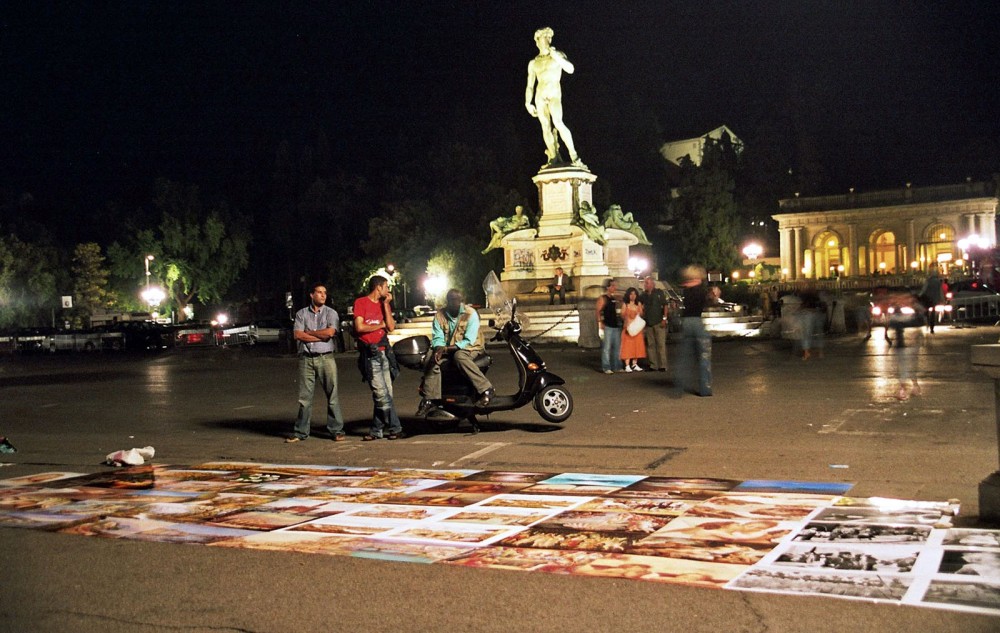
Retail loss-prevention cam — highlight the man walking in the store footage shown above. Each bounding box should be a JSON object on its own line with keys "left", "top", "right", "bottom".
{"left": 286, "top": 283, "right": 346, "bottom": 442}
{"left": 674, "top": 265, "right": 712, "bottom": 397}
{"left": 639, "top": 275, "right": 668, "bottom": 371}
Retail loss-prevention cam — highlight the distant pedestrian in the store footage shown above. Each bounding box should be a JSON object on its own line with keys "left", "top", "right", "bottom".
{"left": 919, "top": 268, "right": 946, "bottom": 333}
{"left": 674, "top": 265, "right": 712, "bottom": 397}
{"left": 286, "top": 282, "right": 346, "bottom": 443}
{"left": 798, "top": 284, "right": 825, "bottom": 360}
{"left": 620, "top": 287, "right": 646, "bottom": 372}
{"left": 639, "top": 275, "right": 668, "bottom": 371}
{"left": 596, "top": 278, "right": 623, "bottom": 374}
{"left": 353, "top": 275, "right": 404, "bottom": 441}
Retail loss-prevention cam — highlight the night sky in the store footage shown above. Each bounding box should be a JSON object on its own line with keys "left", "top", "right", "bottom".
{"left": 2, "top": 1, "right": 998, "bottom": 232}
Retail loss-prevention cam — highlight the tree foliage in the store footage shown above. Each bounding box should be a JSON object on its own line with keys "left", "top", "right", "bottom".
{"left": 0, "top": 233, "right": 58, "bottom": 328}
{"left": 108, "top": 179, "right": 250, "bottom": 318}
{"left": 70, "top": 242, "right": 113, "bottom": 327}
{"left": 666, "top": 139, "right": 741, "bottom": 273}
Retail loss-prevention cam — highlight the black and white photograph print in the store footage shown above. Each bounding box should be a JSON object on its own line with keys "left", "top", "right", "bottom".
{"left": 728, "top": 567, "right": 912, "bottom": 601}
{"left": 794, "top": 522, "right": 931, "bottom": 544}
{"left": 920, "top": 578, "right": 1000, "bottom": 614}
{"left": 811, "top": 506, "right": 950, "bottom": 527}
{"left": 942, "top": 529, "right": 1000, "bottom": 550}
{"left": 771, "top": 543, "right": 919, "bottom": 573}
{"left": 937, "top": 549, "right": 1000, "bottom": 581}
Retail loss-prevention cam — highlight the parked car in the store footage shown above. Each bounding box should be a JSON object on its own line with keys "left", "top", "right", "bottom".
{"left": 249, "top": 319, "right": 289, "bottom": 344}
{"left": 172, "top": 323, "right": 217, "bottom": 347}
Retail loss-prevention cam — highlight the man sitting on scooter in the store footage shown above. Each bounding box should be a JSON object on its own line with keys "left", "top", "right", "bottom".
{"left": 417, "top": 289, "right": 494, "bottom": 414}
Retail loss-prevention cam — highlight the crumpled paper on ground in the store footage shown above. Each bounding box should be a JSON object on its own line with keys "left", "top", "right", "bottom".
{"left": 104, "top": 446, "right": 155, "bottom": 466}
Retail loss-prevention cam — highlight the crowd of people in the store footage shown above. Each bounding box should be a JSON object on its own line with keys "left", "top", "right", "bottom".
{"left": 287, "top": 264, "right": 954, "bottom": 441}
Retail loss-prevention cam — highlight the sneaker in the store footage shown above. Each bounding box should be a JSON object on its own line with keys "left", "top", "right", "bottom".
{"left": 603, "top": 369, "right": 614, "bottom": 375}
{"left": 632, "top": 365, "right": 643, "bottom": 372}
{"left": 624, "top": 365, "right": 632, "bottom": 373}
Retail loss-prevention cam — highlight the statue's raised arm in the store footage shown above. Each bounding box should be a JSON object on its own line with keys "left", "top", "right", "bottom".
{"left": 525, "top": 27, "right": 584, "bottom": 169}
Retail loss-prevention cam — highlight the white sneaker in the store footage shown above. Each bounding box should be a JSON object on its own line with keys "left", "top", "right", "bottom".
{"left": 632, "top": 365, "right": 643, "bottom": 372}
{"left": 624, "top": 365, "right": 633, "bottom": 373}
{"left": 603, "top": 369, "right": 614, "bottom": 375}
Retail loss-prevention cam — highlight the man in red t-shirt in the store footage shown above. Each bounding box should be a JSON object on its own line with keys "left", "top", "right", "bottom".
{"left": 353, "top": 275, "right": 404, "bottom": 440}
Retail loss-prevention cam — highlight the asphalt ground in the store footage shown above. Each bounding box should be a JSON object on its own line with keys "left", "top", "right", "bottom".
{"left": 2, "top": 324, "right": 999, "bottom": 632}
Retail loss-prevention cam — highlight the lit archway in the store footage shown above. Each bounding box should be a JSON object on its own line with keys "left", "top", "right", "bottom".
{"left": 812, "top": 230, "right": 842, "bottom": 278}
{"left": 870, "top": 230, "right": 898, "bottom": 274}
{"left": 921, "top": 223, "right": 955, "bottom": 272}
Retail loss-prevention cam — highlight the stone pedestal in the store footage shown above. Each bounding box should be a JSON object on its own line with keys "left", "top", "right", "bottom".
{"left": 500, "top": 166, "right": 639, "bottom": 301}
{"left": 969, "top": 344, "right": 1000, "bottom": 523}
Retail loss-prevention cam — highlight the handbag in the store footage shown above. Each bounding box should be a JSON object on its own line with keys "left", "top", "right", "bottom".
{"left": 626, "top": 315, "right": 646, "bottom": 337}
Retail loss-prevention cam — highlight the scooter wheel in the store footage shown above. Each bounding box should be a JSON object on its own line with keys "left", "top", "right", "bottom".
{"left": 534, "top": 386, "right": 573, "bottom": 423}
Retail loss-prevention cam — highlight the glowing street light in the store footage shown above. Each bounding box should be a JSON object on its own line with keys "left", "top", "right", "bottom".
{"left": 140, "top": 285, "right": 165, "bottom": 309}
{"left": 628, "top": 256, "right": 648, "bottom": 278}
{"left": 423, "top": 274, "right": 448, "bottom": 305}
{"left": 742, "top": 242, "right": 763, "bottom": 261}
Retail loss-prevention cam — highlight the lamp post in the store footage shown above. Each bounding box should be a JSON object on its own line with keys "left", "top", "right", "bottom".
{"left": 144, "top": 254, "right": 154, "bottom": 289}
{"left": 386, "top": 263, "right": 406, "bottom": 310}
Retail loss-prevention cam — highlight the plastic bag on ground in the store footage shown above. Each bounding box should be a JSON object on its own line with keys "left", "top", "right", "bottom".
{"left": 104, "top": 446, "right": 155, "bottom": 466}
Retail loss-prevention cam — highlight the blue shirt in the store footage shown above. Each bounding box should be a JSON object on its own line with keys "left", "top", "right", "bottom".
{"left": 430, "top": 306, "right": 480, "bottom": 350}
{"left": 293, "top": 304, "right": 339, "bottom": 354}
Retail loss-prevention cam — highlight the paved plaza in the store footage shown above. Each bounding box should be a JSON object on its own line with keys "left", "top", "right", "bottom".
{"left": 2, "top": 325, "right": 1000, "bottom": 632}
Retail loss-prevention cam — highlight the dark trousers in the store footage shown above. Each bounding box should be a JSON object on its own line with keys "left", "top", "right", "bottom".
{"left": 548, "top": 285, "right": 566, "bottom": 304}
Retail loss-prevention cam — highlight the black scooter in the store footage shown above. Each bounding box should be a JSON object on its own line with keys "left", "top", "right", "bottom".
{"left": 392, "top": 297, "right": 572, "bottom": 433}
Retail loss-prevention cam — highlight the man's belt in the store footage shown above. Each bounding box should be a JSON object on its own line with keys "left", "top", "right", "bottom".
{"left": 301, "top": 351, "right": 331, "bottom": 358}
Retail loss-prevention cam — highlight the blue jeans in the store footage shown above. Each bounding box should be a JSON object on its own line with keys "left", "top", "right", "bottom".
{"left": 293, "top": 353, "right": 345, "bottom": 439}
{"left": 675, "top": 317, "right": 712, "bottom": 395}
{"left": 601, "top": 326, "right": 623, "bottom": 372}
{"left": 367, "top": 351, "right": 402, "bottom": 437}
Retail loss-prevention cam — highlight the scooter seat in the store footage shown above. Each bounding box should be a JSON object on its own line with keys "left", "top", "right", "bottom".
{"left": 440, "top": 352, "right": 491, "bottom": 374}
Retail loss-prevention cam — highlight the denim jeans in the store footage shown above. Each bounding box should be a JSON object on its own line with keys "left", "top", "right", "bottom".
{"left": 675, "top": 317, "right": 712, "bottom": 395}
{"left": 600, "top": 326, "right": 623, "bottom": 372}
{"left": 367, "top": 350, "right": 402, "bottom": 437}
{"left": 293, "top": 353, "right": 345, "bottom": 439}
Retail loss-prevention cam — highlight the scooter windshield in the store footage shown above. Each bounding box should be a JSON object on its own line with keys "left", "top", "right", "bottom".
{"left": 482, "top": 271, "right": 529, "bottom": 329}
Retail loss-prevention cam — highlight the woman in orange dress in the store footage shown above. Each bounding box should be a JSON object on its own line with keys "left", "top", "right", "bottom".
{"left": 620, "top": 287, "right": 646, "bottom": 372}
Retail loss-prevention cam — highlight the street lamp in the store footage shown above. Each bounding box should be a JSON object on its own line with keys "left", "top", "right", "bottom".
{"left": 386, "top": 263, "right": 406, "bottom": 310}
{"left": 742, "top": 242, "right": 763, "bottom": 262}
{"left": 144, "top": 254, "right": 154, "bottom": 288}
{"left": 140, "top": 285, "right": 165, "bottom": 310}
{"left": 628, "top": 257, "right": 648, "bottom": 278}
{"left": 423, "top": 274, "right": 448, "bottom": 306}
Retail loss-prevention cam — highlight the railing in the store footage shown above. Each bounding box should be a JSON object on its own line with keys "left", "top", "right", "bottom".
{"left": 950, "top": 295, "right": 1000, "bottom": 323}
